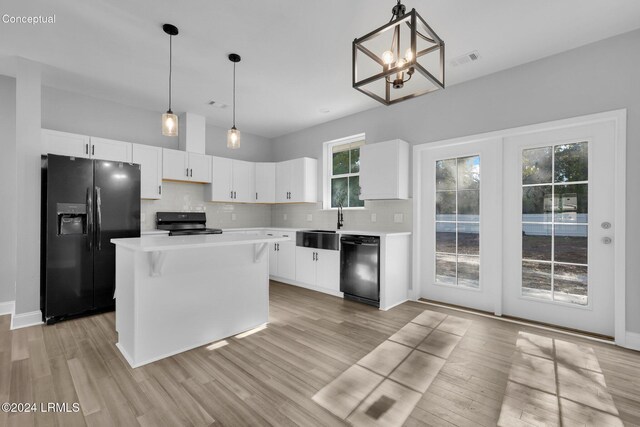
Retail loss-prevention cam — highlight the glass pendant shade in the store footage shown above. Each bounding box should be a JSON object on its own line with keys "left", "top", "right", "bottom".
{"left": 227, "top": 127, "right": 241, "bottom": 149}
{"left": 162, "top": 111, "right": 178, "bottom": 136}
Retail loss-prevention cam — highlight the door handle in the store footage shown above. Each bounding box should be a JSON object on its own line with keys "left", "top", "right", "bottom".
{"left": 86, "top": 187, "right": 93, "bottom": 251}
{"left": 95, "top": 186, "right": 102, "bottom": 251}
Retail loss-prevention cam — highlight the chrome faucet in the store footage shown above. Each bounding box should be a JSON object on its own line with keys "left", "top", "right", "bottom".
{"left": 337, "top": 203, "right": 344, "bottom": 229}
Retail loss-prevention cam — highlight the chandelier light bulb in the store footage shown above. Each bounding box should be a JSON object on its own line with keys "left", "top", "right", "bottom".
{"left": 405, "top": 48, "right": 413, "bottom": 61}
{"left": 162, "top": 111, "right": 178, "bottom": 137}
{"left": 382, "top": 50, "right": 395, "bottom": 65}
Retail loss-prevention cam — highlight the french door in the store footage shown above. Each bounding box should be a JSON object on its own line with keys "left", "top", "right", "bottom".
{"left": 418, "top": 138, "right": 502, "bottom": 313}
{"left": 416, "top": 113, "right": 623, "bottom": 338}
{"left": 503, "top": 121, "right": 616, "bottom": 336}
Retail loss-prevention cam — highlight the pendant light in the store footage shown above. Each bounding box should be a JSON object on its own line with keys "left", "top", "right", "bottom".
{"left": 162, "top": 24, "right": 179, "bottom": 136}
{"left": 352, "top": 0, "right": 445, "bottom": 105}
{"left": 227, "top": 53, "right": 241, "bottom": 149}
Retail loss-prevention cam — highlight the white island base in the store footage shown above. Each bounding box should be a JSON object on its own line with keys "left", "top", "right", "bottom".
{"left": 112, "top": 234, "right": 285, "bottom": 368}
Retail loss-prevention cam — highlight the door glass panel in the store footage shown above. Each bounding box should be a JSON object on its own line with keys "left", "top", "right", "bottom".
{"left": 522, "top": 185, "right": 552, "bottom": 223}
{"left": 457, "top": 255, "right": 479, "bottom": 288}
{"left": 521, "top": 142, "right": 588, "bottom": 306}
{"left": 436, "top": 222, "right": 456, "bottom": 253}
{"left": 436, "top": 254, "right": 456, "bottom": 285}
{"left": 434, "top": 155, "right": 480, "bottom": 289}
{"left": 554, "top": 142, "right": 588, "bottom": 183}
{"left": 457, "top": 223, "right": 479, "bottom": 255}
{"left": 554, "top": 184, "right": 588, "bottom": 223}
{"left": 553, "top": 264, "right": 588, "bottom": 305}
{"left": 554, "top": 225, "right": 588, "bottom": 264}
{"left": 522, "top": 261, "right": 552, "bottom": 300}
{"left": 522, "top": 224, "right": 552, "bottom": 261}
{"left": 522, "top": 147, "right": 553, "bottom": 184}
{"left": 436, "top": 159, "right": 457, "bottom": 190}
{"left": 436, "top": 191, "right": 456, "bottom": 221}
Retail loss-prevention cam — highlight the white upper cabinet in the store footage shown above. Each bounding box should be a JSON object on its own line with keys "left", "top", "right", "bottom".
{"left": 41, "top": 129, "right": 91, "bottom": 158}
{"left": 187, "top": 152, "right": 212, "bottom": 183}
{"left": 90, "top": 137, "right": 132, "bottom": 162}
{"left": 359, "top": 139, "right": 409, "bottom": 200}
{"left": 162, "top": 148, "right": 188, "bottom": 181}
{"left": 162, "top": 148, "right": 211, "bottom": 183}
{"left": 276, "top": 157, "right": 317, "bottom": 203}
{"left": 42, "top": 130, "right": 132, "bottom": 162}
{"left": 209, "top": 156, "right": 233, "bottom": 201}
{"left": 132, "top": 144, "right": 162, "bottom": 199}
{"left": 207, "top": 157, "right": 255, "bottom": 203}
{"left": 232, "top": 160, "right": 256, "bottom": 203}
{"left": 255, "top": 162, "right": 276, "bottom": 203}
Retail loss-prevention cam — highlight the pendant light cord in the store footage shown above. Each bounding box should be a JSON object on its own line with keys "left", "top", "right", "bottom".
{"left": 232, "top": 61, "right": 236, "bottom": 127}
{"left": 168, "top": 34, "right": 173, "bottom": 111}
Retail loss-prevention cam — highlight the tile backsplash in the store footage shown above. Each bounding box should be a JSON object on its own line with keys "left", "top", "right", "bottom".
{"left": 141, "top": 181, "right": 412, "bottom": 232}
{"left": 270, "top": 199, "right": 413, "bottom": 232}
{"left": 140, "top": 181, "right": 272, "bottom": 230}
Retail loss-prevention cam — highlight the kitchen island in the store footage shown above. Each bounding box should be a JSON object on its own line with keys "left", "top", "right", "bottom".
{"left": 111, "top": 233, "right": 287, "bottom": 368}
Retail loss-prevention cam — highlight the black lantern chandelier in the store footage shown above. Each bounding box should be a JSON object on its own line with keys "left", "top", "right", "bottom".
{"left": 352, "top": 0, "right": 445, "bottom": 105}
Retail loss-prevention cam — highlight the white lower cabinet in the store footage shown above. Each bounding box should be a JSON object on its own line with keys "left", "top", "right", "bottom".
{"left": 267, "top": 231, "right": 296, "bottom": 281}
{"left": 295, "top": 247, "right": 340, "bottom": 294}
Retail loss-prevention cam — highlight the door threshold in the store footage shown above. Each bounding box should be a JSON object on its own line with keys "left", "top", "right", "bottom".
{"left": 417, "top": 298, "right": 615, "bottom": 344}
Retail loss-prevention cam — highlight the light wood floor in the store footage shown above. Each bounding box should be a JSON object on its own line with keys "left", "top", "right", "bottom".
{"left": 1, "top": 281, "right": 640, "bottom": 426}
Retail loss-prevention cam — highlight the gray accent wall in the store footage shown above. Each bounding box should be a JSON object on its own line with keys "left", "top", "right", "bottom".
{"left": 0, "top": 75, "right": 16, "bottom": 305}
{"left": 270, "top": 29, "right": 640, "bottom": 333}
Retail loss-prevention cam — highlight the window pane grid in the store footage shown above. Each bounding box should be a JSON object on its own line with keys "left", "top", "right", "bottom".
{"left": 435, "top": 156, "right": 480, "bottom": 289}
{"left": 521, "top": 142, "right": 588, "bottom": 306}
{"left": 330, "top": 141, "right": 364, "bottom": 208}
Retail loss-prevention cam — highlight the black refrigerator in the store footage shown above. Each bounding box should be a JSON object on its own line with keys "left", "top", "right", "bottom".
{"left": 41, "top": 154, "right": 140, "bottom": 324}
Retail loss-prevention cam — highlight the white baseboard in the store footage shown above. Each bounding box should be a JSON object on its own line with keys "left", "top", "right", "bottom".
{"left": 0, "top": 300, "right": 15, "bottom": 316}
{"left": 11, "top": 310, "right": 43, "bottom": 330}
{"left": 626, "top": 332, "right": 640, "bottom": 352}
{"left": 270, "top": 276, "right": 344, "bottom": 298}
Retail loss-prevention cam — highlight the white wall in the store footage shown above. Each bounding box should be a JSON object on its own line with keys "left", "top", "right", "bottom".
{"left": 0, "top": 75, "right": 16, "bottom": 305}
{"left": 42, "top": 86, "right": 274, "bottom": 162}
{"left": 270, "top": 29, "right": 640, "bottom": 333}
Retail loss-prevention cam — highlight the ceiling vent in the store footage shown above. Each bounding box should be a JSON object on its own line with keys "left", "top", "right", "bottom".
{"left": 208, "top": 100, "right": 228, "bottom": 109}
{"left": 450, "top": 51, "right": 480, "bottom": 67}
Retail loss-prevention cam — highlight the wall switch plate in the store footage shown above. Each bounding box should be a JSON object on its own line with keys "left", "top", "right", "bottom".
{"left": 283, "top": 213, "right": 288, "bottom": 220}
{"left": 231, "top": 213, "right": 237, "bottom": 221}
{"left": 393, "top": 213, "right": 404, "bottom": 223}
{"left": 370, "top": 213, "right": 377, "bottom": 222}
{"left": 306, "top": 214, "right": 313, "bottom": 222}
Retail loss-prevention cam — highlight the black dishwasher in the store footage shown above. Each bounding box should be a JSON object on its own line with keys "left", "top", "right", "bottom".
{"left": 340, "top": 235, "right": 380, "bottom": 307}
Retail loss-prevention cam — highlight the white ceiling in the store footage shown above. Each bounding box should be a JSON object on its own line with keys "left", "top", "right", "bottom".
{"left": 1, "top": 0, "right": 640, "bottom": 138}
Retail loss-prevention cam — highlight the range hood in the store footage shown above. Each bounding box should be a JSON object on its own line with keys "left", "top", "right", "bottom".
{"left": 178, "top": 112, "right": 206, "bottom": 154}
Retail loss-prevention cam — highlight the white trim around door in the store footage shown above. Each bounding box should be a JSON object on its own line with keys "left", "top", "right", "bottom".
{"left": 413, "top": 109, "right": 627, "bottom": 347}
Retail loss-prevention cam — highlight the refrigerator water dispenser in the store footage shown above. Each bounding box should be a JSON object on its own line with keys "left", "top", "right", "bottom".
{"left": 57, "top": 203, "right": 87, "bottom": 235}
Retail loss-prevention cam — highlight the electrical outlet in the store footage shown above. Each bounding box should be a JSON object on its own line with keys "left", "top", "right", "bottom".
{"left": 370, "top": 213, "right": 377, "bottom": 222}
{"left": 393, "top": 213, "right": 404, "bottom": 223}
{"left": 283, "top": 213, "right": 288, "bottom": 221}
{"left": 231, "top": 213, "right": 237, "bottom": 221}
{"left": 306, "top": 214, "right": 313, "bottom": 222}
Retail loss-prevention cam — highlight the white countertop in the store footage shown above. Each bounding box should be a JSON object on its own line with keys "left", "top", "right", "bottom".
{"left": 111, "top": 233, "right": 287, "bottom": 252}
{"left": 223, "top": 227, "right": 411, "bottom": 237}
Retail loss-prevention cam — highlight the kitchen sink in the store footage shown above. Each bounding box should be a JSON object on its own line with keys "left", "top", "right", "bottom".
{"left": 296, "top": 230, "right": 340, "bottom": 250}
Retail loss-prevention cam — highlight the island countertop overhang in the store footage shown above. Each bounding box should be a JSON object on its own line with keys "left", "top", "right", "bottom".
{"left": 111, "top": 233, "right": 288, "bottom": 252}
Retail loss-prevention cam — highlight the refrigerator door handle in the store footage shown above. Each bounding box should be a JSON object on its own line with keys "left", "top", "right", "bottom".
{"left": 96, "top": 186, "right": 102, "bottom": 251}
{"left": 87, "top": 187, "right": 93, "bottom": 251}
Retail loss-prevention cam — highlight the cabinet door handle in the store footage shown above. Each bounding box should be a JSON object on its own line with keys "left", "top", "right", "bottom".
{"left": 92, "top": 145, "right": 95, "bottom": 156}
{"left": 312, "top": 252, "right": 316, "bottom": 261}
{"left": 159, "top": 185, "right": 162, "bottom": 195}
{"left": 190, "top": 168, "right": 193, "bottom": 177}
{"left": 316, "top": 252, "right": 319, "bottom": 262}
{"left": 234, "top": 191, "right": 237, "bottom": 199}
{"left": 85, "top": 143, "right": 89, "bottom": 155}
{"left": 256, "top": 192, "right": 258, "bottom": 200}
{"left": 186, "top": 168, "right": 189, "bottom": 177}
